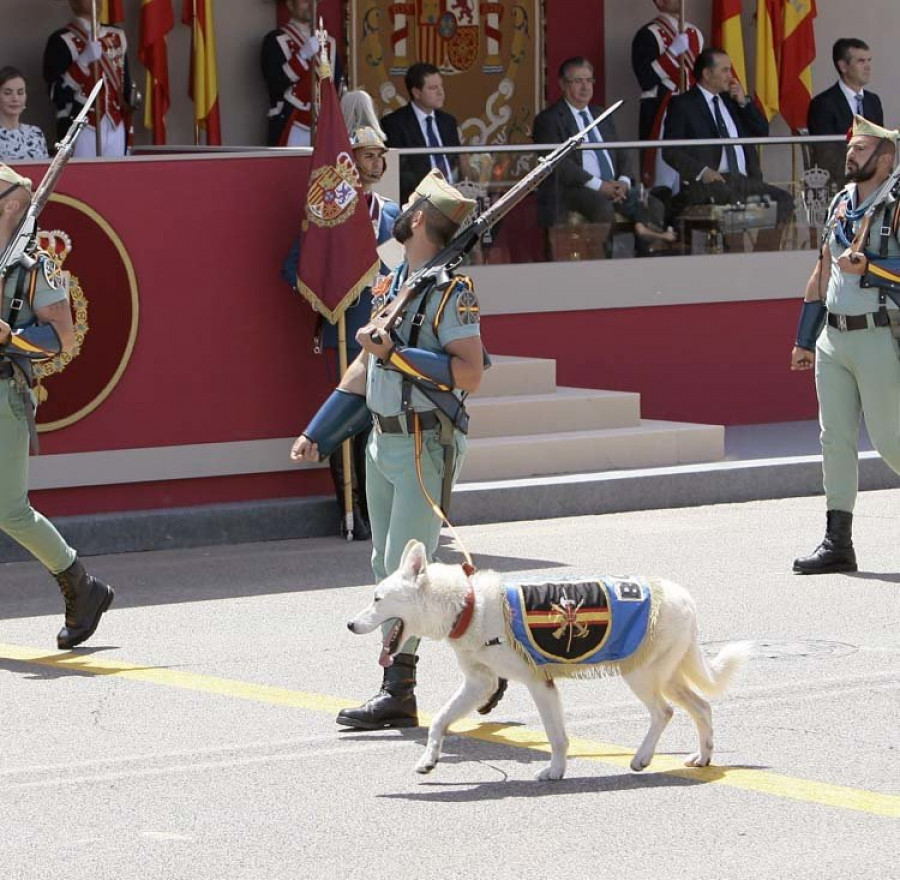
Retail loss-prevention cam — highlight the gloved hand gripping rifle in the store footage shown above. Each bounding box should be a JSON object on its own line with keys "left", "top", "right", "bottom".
{"left": 0, "top": 79, "right": 104, "bottom": 282}
{"left": 370, "top": 99, "right": 624, "bottom": 342}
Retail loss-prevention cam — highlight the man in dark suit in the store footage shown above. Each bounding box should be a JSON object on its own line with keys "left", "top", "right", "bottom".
{"left": 381, "top": 62, "right": 461, "bottom": 205}
{"left": 663, "top": 47, "right": 793, "bottom": 251}
{"left": 532, "top": 56, "right": 674, "bottom": 255}
{"left": 808, "top": 38, "right": 884, "bottom": 186}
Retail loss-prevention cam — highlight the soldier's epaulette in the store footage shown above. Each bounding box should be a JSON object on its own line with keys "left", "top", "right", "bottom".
{"left": 433, "top": 275, "right": 477, "bottom": 331}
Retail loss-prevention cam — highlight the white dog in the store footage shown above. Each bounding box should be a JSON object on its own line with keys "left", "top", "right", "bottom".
{"left": 347, "top": 539, "right": 750, "bottom": 781}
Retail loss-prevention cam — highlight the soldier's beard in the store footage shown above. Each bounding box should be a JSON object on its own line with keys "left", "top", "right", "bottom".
{"left": 392, "top": 207, "right": 415, "bottom": 243}
{"left": 846, "top": 151, "right": 880, "bottom": 183}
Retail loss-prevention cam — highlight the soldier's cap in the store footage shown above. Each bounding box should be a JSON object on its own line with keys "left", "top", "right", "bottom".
{"left": 350, "top": 125, "right": 388, "bottom": 153}
{"left": 413, "top": 169, "right": 476, "bottom": 226}
{"left": 0, "top": 163, "right": 32, "bottom": 193}
{"left": 850, "top": 115, "right": 900, "bottom": 144}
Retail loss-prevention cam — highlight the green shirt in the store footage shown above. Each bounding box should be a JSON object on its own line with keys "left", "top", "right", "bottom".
{"left": 366, "top": 264, "right": 481, "bottom": 417}
{"left": 826, "top": 186, "right": 900, "bottom": 315}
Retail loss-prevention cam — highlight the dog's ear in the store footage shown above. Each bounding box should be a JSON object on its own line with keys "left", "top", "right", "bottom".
{"left": 400, "top": 540, "right": 428, "bottom": 580}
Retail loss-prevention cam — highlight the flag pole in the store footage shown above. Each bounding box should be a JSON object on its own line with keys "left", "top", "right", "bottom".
{"left": 678, "top": 0, "right": 687, "bottom": 92}
{"left": 310, "top": 1, "right": 320, "bottom": 146}
{"left": 192, "top": 0, "right": 200, "bottom": 145}
{"left": 337, "top": 314, "right": 355, "bottom": 541}
{"left": 90, "top": 0, "right": 103, "bottom": 156}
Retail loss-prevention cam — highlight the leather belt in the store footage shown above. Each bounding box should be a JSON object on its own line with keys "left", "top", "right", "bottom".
{"left": 0, "top": 360, "right": 12, "bottom": 379}
{"left": 827, "top": 311, "right": 892, "bottom": 332}
{"left": 374, "top": 411, "right": 439, "bottom": 434}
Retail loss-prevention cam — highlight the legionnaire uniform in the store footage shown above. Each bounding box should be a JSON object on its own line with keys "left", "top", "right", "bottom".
{"left": 0, "top": 164, "right": 114, "bottom": 647}
{"left": 631, "top": 10, "right": 703, "bottom": 141}
{"left": 261, "top": 17, "right": 340, "bottom": 147}
{"left": 793, "top": 117, "right": 900, "bottom": 574}
{"left": 42, "top": 13, "right": 136, "bottom": 157}
{"left": 300, "top": 170, "right": 480, "bottom": 729}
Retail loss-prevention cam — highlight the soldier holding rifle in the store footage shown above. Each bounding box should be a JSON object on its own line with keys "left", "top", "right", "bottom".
{"left": 0, "top": 154, "right": 114, "bottom": 646}
{"left": 291, "top": 104, "right": 623, "bottom": 730}
{"left": 43, "top": 0, "right": 137, "bottom": 157}
{"left": 291, "top": 169, "right": 480, "bottom": 729}
{"left": 791, "top": 117, "right": 900, "bottom": 574}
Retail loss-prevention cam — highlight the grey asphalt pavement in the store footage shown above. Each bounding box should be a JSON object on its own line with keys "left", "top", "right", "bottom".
{"left": 0, "top": 490, "right": 897, "bottom": 880}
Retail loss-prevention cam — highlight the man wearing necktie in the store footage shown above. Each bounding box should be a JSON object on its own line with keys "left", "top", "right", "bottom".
{"left": 532, "top": 57, "right": 675, "bottom": 256}
{"left": 808, "top": 38, "right": 884, "bottom": 187}
{"left": 663, "top": 48, "right": 794, "bottom": 252}
{"left": 382, "top": 62, "right": 462, "bottom": 205}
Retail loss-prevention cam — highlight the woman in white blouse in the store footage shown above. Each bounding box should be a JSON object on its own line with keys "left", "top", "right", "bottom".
{"left": 0, "top": 67, "right": 49, "bottom": 161}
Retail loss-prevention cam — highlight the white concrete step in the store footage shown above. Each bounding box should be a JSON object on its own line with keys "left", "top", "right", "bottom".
{"left": 467, "top": 387, "right": 640, "bottom": 438}
{"left": 459, "top": 421, "right": 725, "bottom": 482}
{"left": 475, "top": 354, "right": 557, "bottom": 397}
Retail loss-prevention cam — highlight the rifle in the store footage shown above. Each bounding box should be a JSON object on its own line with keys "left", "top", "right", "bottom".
{"left": 371, "top": 99, "right": 624, "bottom": 341}
{"left": 0, "top": 79, "right": 104, "bottom": 280}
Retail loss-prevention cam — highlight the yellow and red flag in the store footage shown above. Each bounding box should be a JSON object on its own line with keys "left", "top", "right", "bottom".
{"left": 99, "top": 1, "right": 125, "bottom": 23}
{"left": 754, "top": 0, "right": 782, "bottom": 121}
{"left": 779, "top": 0, "right": 816, "bottom": 131}
{"left": 182, "top": 0, "right": 222, "bottom": 145}
{"left": 139, "top": 0, "right": 174, "bottom": 145}
{"left": 711, "top": 0, "right": 747, "bottom": 88}
{"left": 296, "top": 77, "right": 379, "bottom": 325}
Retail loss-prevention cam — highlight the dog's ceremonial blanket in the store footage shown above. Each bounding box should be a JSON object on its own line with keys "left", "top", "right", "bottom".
{"left": 503, "top": 576, "right": 660, "bottom": 678}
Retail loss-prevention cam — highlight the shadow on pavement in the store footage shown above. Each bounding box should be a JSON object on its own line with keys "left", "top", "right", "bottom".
{"left": 0, "top": 534, "right": 564, "bottom": 621}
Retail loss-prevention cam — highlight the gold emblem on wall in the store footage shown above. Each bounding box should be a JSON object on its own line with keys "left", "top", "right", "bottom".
{"left": 32, "top": 230, "right": 89, "bottom": 403}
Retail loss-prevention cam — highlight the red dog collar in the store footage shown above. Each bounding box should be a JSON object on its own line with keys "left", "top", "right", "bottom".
{"left": 449, "top": 563, "right": 477, "bottom": 639}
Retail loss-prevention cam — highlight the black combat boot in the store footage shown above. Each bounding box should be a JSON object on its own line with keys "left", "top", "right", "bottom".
{"left": 793, "top": 510, "right": 858, "bottom": 575}
{"left": 54, "top": 557, "right": 115, "bottom": 649}
{"left": 336, "top": 653, "right": 418, "bottom": 729}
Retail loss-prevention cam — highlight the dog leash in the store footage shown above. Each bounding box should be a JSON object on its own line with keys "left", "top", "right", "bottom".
{"left": 412, "top": 412, "right": 476, "bottom": 577}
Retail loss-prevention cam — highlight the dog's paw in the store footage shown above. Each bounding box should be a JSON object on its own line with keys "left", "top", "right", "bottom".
{"left": 630, "top": 754, "right": 652, "bottom": 772}
{"left": 684, "top": 752, "right": 711, "bottom": 768}
{"left": 534, "top": 763, "right": 566, "bottom": 781}
{"left": 415, "top": 760, "right": 436, "bottom": 775}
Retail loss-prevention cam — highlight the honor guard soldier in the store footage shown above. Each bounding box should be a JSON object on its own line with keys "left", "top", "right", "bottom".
{"left": 43, "top": 0, "right": 137, "bottom": 157}
{"left": 261, "top": 0, "right": 341, "bottom": 147}
{"left": 291, "top": 169, "right": 484, "bottom": 729}
{"left": 282, "top": 109, "right": 400, "bottom": 539}
{"left": 0, "top": 163, "right": 114, "bottom": 646}
{"left": 632, "top": 0, "right": 704, "bottom": 141}
{"left": 791, "top": 117, "right": 900, "bottom": 574}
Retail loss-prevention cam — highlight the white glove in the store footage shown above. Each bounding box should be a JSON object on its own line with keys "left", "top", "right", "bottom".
{"left": 77, "top": 40, "right": 103, "bottom": 66}
{"left": 299, "top": 35, "right": 320, "bottom": 62}
{"left": 668, "top": 33, "right": 690, "bottom": 56}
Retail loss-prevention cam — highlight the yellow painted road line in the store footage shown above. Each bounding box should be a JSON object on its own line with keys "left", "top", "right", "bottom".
{"left": 1, "top": 642, "right": 897, "bottom": 820}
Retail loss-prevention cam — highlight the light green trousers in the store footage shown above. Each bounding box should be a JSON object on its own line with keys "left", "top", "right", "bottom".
{"left": 0, "top": 380, "right": 75, "bottom": 574}
{"left": 366, "top": 425, "right": 467, "bottom": 655}
{"left": 816, "top": 322, "right": 900, "bottom": 512}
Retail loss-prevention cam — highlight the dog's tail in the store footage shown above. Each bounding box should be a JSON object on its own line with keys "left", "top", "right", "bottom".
{"left": 680, "top": 641, "right": 752, "bottom": 698}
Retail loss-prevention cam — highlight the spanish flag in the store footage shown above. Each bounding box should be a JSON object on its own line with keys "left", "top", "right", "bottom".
{"left": 182, "top": 0, "right": 222, "bottom": 145}
{"left": 754, "top": 0, "right": 782, "bottom": 121}
{"left": 139, "top": 0, "right": 174, "bottom": 145}
{"left": 100, "top": 1, "right": 125, "bottom": 23}
{"left": 711, "top": 0, "right": 747, "bottom": 88}
{"left": 779, "top": 0, "right": 816, "bottom": 132}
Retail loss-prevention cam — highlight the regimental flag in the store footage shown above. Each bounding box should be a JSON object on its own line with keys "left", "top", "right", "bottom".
{"left": 754, "top": 0, "right": 782, "bottom": 121}
{"left": 182, "top": 0, "right": 222, "bottom": 145}
{"left": 295, "top": 77, "right": 379, "bottom": 325}
{"left": 139, "top": 0, "right": 174, "bottom": 145}
{"left": 712, "top": 0, "right": 746, "bottom": 88}
{"left": 780, "top": 0, "right": 817, "bottom": 132}
{"left": 100, "top": 1, "right": 125, "bottom": 23}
